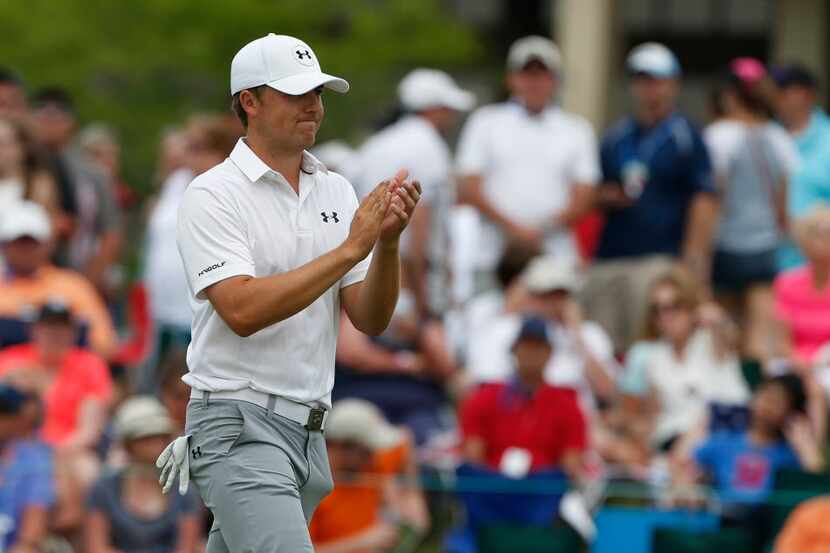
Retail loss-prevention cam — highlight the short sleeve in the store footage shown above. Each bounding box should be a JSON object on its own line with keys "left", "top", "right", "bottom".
{"left": 81, "top": 353, "right": 113, "bottom": 403}
{"left": 339, "top": 182, "right": 372, "bottom": 289}
{"left": 568, "top": 120, "right": 601, "bottom": 185}
{"left": 704, "top": 123, "right": 736, "bottom": 175}
{"left": 22, "top": 446, "right": 56, "bottom": 508}
{"left": 619, "top": 341, "right": 655, "bottom": 396}
{"left": 459, "top": 386, "right": 492, "bottom": 440}
{"left": 177, "top": 186, "right": 256, "bottom": 299}
{"left": 559, "top": 390, "right": 588, "bottom": 452}
{"left": 455, "top": 109, "right": 490, "bottom": 176}
{"left": 692, "top": 435, "right": 719, "bottom": 472}
{"left": 689, "top": 126, "right": 716, "bottom": 194}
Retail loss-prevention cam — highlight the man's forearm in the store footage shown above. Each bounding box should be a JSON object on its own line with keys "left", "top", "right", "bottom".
{"left": 350, "top": 241, "right": 400, "bottom": 336}
{"left": 682, "top": 193, "right": 719, "bottom": 280}
{"left": 459, "top": 176, "right": 516, "bottom": 232}
{"left": 554, "top": 184, "right": 595, "bottom": 227}
{"left": 207, "top": 242, "right": 364, "bottom": 337}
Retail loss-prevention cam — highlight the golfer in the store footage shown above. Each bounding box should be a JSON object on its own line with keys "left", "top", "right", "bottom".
{"left": 156, "top": 33, "right": 420, "bottom": 552}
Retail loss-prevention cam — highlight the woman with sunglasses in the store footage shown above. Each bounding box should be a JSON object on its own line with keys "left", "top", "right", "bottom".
{"left": 619, "top": 268, "right": 750, "bottom": 455}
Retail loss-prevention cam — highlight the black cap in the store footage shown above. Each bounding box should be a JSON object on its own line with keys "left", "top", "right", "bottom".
{"left": 0, "top": 384, "right": 27, "bottom": 415}
{"left": 36, "top": 300, "right": 73, "bottom": 325}
{"left": 771, "top": 63, "right": 818, "bottom": 90}
{"left": 513, "top": 315, "right": 551, "bottom": 345}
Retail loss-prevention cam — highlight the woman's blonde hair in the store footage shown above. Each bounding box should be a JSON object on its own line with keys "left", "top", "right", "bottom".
{"left": 641, "top": 265, "right": 701, "bottom": 341}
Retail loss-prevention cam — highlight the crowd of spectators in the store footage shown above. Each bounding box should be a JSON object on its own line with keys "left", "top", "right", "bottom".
{"left": 0, "top": 33, "right": 829, "bottom": 553}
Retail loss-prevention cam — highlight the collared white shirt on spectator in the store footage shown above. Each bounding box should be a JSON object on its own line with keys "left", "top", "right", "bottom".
{"left": 176, "top": 139, "right": 370, "bottom": 408}
{"left": 456, "top": 101, "right": 600, "bottom": 270}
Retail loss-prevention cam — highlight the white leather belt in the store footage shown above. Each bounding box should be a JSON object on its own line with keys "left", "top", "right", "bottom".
{"left": 190, "top": 388, "right": 327, "bottom": 431}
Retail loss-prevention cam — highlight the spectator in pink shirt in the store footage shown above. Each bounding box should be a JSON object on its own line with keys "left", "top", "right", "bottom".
{"left": 774, "top": 206, "right": 830, "bottom": 369}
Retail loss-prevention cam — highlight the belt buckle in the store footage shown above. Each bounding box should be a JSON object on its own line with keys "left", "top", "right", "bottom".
{"left": 305, "top": 407, "right": 325, "bottom": 431}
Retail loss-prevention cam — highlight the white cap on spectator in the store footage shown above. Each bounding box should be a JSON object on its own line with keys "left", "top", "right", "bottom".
{"left": 398, "top": 69, "right": 475, "bottom": 112}
{"left": 230, "top": 33, "right": 349, "bottom": 96}
{"left": 114, "top": 396, "right": 174, "bottom": 441}
{"left": 325, "top": 399, "right": 403, "bottom": 451}
{"left": 507, "top": 36, "right": 562, "bottom": 73}
{"left": 626, "top": 42, "right": 681, "bottom": 79}
{"left": 0, "top": 201, "right": 51, "bottom": 243}
{"left": 523, "top": 256, "right": 581, "bottom": 294}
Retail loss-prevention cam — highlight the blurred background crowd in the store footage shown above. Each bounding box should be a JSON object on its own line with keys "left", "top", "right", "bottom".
{"left": 1, "top": 1, "right": 830, "bottom": 552}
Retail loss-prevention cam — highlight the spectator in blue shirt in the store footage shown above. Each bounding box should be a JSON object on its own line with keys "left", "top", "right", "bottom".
{"left": 675, "top": 374, "right": 824, "bottom": 509}
{"left": 0, "top": 383, "right": 55, "bottom": 552}
{"left": 773, "top": 63, "right": 830, "bottom": 269}
{"left": 583, "top": 43, "right": 719, "bottom": 353}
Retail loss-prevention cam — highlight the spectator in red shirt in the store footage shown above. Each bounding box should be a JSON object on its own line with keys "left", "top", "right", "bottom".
{"left": 460, "top": 315, "right": 587, "bottom": 480}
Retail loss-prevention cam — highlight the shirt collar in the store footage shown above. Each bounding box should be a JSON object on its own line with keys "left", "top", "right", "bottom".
{"left": 229, "top": 138, "right": 329, "bottom": 183}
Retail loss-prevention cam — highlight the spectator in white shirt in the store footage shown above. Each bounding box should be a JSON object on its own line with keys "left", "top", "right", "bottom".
{"left": 456, "top": 36, "right": 599, "bottom": 291}
{"left": 349, "top": 69, "right": 474, "bottom": 317}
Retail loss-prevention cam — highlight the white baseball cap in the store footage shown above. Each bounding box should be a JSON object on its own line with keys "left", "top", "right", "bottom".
{"left": 114, "top": 396, "right": 174, "bottom": 441}
{"left": 0, "top": 200, "right": 51, "bottom": 243}
{"left": 626, "top": 42, "right": 681, "bottom": 79}
{"left": 523, "top": 256, "right": 582, "bottom": 294}
{"left": 507, "top": 35, "right": 562, "bottom": 73}
{"left": 230, "top": 33, "right": 349, "bottom": 96}
{"left": 325, "top": 399, "right": 403, "bottom": 451}
{"left": 398, "top": 69, "right": 475, "bottom": 112}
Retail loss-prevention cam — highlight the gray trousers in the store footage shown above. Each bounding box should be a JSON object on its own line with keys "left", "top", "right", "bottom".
{"left": 185, "top": 397, "right": 333, "bottom": 552}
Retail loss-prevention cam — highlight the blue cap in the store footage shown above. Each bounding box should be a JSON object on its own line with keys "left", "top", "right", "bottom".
{"left": 0, "top": 384, "right": 27, "bottom": 415}
{"left": 513, "top": 315, "right": 551, "bottom": 345}
{"left": 627, "top": 42, "right": 681, "bottom": 79}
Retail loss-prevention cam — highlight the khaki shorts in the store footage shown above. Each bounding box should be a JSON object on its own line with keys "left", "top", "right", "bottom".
{"left": 581, "top": 255, "right": 675, "bottom": 353}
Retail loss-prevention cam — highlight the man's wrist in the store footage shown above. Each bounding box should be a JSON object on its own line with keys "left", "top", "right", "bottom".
{"left": 377, "top": 237, "right": 400, "bottom": 254}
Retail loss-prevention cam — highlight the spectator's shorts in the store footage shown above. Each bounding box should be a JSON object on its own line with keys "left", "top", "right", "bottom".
{"left": 712, "top": 248, "right": 778, "bottom": 292}
{"left": 185, "top": 397, "right": 333, "bottom": 553}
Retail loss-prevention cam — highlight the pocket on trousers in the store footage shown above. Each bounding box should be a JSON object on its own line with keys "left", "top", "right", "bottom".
{"left": 193, "top": 401, "right": 247, "bottom": 458}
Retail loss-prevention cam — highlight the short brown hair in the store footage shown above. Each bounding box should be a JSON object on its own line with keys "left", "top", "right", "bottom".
{"left": 230, "top": 86, "right": 265, "bottom": 129}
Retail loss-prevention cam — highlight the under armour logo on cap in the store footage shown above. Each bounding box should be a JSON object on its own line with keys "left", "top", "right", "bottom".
{"left": 294, "top": 47, "right": 315, "bottom": 66}
{"left": 321, "top": 211, "right": 339, "bottom": 223}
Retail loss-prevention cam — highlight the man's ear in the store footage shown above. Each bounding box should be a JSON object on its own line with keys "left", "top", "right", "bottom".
{"left": 240, "top": 89, "right": 260, "bottom": 120}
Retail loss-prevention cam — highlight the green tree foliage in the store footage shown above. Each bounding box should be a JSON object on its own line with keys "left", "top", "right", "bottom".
{"left": 0, "top": 0, "right": 480, "bottom": 192}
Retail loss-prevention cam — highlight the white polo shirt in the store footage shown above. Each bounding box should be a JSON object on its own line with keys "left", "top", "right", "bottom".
{"left": 456, "top": 101, "right": 600, "bottom": 270}
{"left": 176, "top": 139, "right": 371, "bottom": 408}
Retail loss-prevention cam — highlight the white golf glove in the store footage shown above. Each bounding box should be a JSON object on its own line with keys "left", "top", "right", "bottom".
{"left": 156, "top": 434, "right": 192, "bottom": 495}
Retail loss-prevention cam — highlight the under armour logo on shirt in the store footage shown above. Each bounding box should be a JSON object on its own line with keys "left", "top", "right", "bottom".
{"left": 321, "top": 211, "right": 339, "bottom": 223}
{"left": 192, "top": 446, "right": 202, "bottom": 459}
